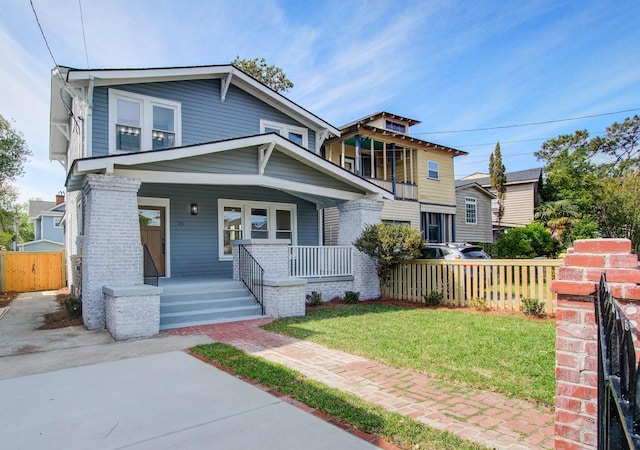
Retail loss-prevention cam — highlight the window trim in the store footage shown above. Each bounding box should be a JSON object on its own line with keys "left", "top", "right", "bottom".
{"left": 108, "top": 88, "right": 182, "bottom": 154}
{"left": 465, "top": 196, "right": 478, "bottom": 225}
{"left": 385, "top": 120, "right": 406, "bottom": 134}
{"left": 260, "top": 119, "right": 309, "bottom": 149}
{"left": 427, "top": 160, "right": 439, "bottom": 180}
{"left": 218, "top": 199, "right": 297, "bottom": 260}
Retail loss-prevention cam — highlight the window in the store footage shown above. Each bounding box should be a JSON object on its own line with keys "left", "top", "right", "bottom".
{"left": 54, "top": 216, "right": 63, "bottom": 228}
{"left": 465, "top": 197, "right": 477, "bottom": 224}
{"left": 109, "top": 89, "right": 181, "bottom": 153}
{"left": 218, "top": 199, "right": 297, "bottom": 259}
{"left": 260, "top": 119, "right": 309, "bottom": 148}
{"left": 428, "top": 161, "right": 439, "bottom": 180}
{"left": 385, "top": 120, "right": 406, "bottom": 133}
{"left": 343, "top": 157, "right": 355, "bottom": 173}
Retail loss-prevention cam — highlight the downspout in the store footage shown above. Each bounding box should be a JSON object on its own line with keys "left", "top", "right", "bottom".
{"left": 86, "top": 76, "right": 94, "bottom": 157}
{"left": 355, "top": 133, "right": 361, "bottom": 177}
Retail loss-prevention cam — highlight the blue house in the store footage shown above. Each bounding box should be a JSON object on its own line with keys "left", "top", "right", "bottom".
{"left": 49, "top": 65, "right": 392, "bottom": 337}
{"left": 19, "top": 196, "right": 65, "bottom": 252}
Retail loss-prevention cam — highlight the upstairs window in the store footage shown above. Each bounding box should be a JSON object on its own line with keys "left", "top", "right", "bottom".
{"left": 109, "top": 89, "right": 181, "bottom": 154}
{"left": 465, "top": 197, "right": 477, "bottom": 224}
{"left": 385, "top": 120, "right": 406, "bottom": 133}
{"left": 260, "top": 119, "right": 308, "bottom": 148}
{"left": 428, "top": 161, "right": 439, "bottom": 180}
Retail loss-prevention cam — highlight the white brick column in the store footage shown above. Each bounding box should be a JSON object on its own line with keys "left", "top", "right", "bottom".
{"left": 337, "top": 199, "right": 383, "bottom": 299}
{"left": 82, "top": 174, "right": 143, "bottom": 330}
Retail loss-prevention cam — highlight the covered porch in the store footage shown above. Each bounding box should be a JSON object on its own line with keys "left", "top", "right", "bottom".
{"left": 67, "top": 134, "right": 392, "bottom": 336}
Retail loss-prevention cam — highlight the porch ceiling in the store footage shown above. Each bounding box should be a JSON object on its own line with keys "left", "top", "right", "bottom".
{"left": 66, "top": 134, "right": 393, "bottom": 207}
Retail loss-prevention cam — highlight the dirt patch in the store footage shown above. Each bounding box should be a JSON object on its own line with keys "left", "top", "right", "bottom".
{"left": 0, "top": 291, "right": 18, "bottom": 308}
{"left": 307, "top": 296, "right": 555, "bottom": 322}
{"left": 38, "top": 290, "right": 84, "bottom": 330}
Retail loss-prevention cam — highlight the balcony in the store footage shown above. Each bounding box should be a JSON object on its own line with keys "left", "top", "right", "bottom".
{"left": 365, "top": 178, "right": 417, "bottom": 201}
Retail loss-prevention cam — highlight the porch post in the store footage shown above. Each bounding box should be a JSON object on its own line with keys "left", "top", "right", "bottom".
{"left": 82, "top": 174, "right": 143, "bottom": 330}
{"left": 337, "top": 198, "right": 383, "bottom": 300}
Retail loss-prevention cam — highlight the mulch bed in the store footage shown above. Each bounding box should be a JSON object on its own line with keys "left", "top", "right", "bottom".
{"left": 0, "top": 291, "right": 18, "bottom": 309}
{"left": 38, "top": 290, "right": 84, "bottom": 330}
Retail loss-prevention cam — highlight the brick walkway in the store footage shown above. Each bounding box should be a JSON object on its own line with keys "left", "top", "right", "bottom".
{"left": 171, "top": 319, "right": 554, "bottom": 450}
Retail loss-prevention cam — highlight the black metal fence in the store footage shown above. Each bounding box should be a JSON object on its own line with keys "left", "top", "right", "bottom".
{"left": 238, "top": 244, "right": 264, "bottom": 315}
{"left": 596, "top": 273, "right": 640, "bottom": 449}
{"left": 142, "top": 244, "right": 159, "bottom": 287}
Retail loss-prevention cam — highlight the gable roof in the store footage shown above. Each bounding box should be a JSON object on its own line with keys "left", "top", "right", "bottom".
{"left": 340, "top": 111, "right": 421, "bottom": 129}
{"left": 460, "top": 167, "right": 543, "bottom": 187}
{"left": 28, "top": 201, "right": 55, "bottom": 219}
{"left": 455, "top": 180, "right": 497, "bottom": 198}
{"left": 50, "top": 64, "right": 341, "bottom": 162}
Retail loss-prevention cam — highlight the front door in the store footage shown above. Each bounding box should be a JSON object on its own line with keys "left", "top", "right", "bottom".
{"left": 139, "top": 206, "right": 165, "bottom": 276}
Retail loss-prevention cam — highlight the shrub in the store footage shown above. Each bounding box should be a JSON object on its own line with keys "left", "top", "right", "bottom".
{"left": 64, "top": 297, "right": 82, "bottom": 317}
{"left": 488, "top": 223, "right": 556, "bottom": 259}
{"left": 305, "top": 291, "right": 322, "bottom": 306}
{"left": 469, "top": 297, "right": 490, "bottom": 311}
{"left": 423, "top": 291, "right": 443, "bottom": 307}
{"left": 521, "top": 298, "right": 545, "bottom": 316}
{"left": 353, "top": 223, "right": 423, "bottom": 288}
{"left": 344, "top": 291, "right": 360, "bottom": 304}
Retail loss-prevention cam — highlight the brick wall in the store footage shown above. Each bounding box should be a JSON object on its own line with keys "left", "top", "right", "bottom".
{"left": 551, "top": 238, "right": 640, "bottom": 449}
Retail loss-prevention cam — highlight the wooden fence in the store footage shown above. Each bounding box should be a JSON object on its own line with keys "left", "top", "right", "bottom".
{"left": 0, "top": 250, "right": 66, "bottom": 292}
{"left": 382, "top": 258, "right": 562, "bottom": 314}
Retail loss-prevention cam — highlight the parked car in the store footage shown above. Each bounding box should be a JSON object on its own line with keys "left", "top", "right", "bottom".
{"left": 421, "top": 243, "right": 491, "bottom": 260}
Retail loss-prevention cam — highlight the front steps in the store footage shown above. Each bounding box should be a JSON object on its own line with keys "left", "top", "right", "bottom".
{"left": 158, "top": 279, "right": 264, "bottom": 330}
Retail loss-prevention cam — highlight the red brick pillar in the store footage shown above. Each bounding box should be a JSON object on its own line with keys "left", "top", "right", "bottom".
{"left": 551, "top": 238, "right": 640, "bottom": 449}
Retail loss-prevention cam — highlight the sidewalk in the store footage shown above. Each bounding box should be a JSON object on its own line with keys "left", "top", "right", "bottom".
{"left": 171, "top": 319, "right": 555, "bottom": 450}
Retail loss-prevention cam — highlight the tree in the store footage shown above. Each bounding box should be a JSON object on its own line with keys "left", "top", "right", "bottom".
{"left": 0, "top": 115, "right": 32, "bottom": 248}
{"left": 353, "top": 223, "right": 423, "bottom": 288}
{"left": 231, "top": 56, "right": 294, "bottom": 93}
{"left": 489, "top": 142, "right": 507, "bottom": 229}
{"left": 487, "top": 223, "right": 556, "bottom": 259}
{"left": 596, "top": 169, "right": 640, "bottom": 254}
{"left": 534, "top": 199, "right": 580, "bottom": 242}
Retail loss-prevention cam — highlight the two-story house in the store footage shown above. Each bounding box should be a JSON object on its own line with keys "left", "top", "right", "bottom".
{"left": 49, "top": 64, "right": 392, "bottom": 334}
{"left": 460, "top": 167, "right": 543, "bottom": 236}
{"left": 18, "top": 194, "right": 65, "bottom": 252}
{"left": 320, "top": 112, "right": 467, "bottom": 244}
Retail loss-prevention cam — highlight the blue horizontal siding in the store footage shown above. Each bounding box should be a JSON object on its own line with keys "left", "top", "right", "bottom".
{"left": 137, "top": 184, "right": 318, "bottom": 278}
{"left": 92, "top": 80, "right": 316, "bottom": 157}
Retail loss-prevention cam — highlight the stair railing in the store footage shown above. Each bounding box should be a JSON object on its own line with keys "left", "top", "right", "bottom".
{"left": 143, "top": 244, "right": 159, "bottom": 287}
{"left": 238, "top": 244, "right": 264, "bottom": 315}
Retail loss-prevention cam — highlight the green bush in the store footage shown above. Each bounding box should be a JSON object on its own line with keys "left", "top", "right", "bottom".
{"left": 487, "top": 223, "right": 556, "bottom": 259}
{"left": 64, "top": 297, "right": 82, "bottom": 317}
{"left": 305, "top": 291, "right": 322, "bottom": 306}
{"left": 344, "top": 291, "right": 360, "bottom": 304}
{"left": 469, "top": 297, "right": 490, "bottom": 311}
{"left": 521, "top": 298, "right": 545, "bottom": 316}
{"left": 353, "top": 223, "right": 423, "bottom": 287}
{"left": 423, "top": 291, "right": 443, "bottom": 307}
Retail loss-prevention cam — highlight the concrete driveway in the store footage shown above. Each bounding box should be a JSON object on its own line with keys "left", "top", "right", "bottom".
{"left": 0, "top": 292, "right": 374, "bottom": 449}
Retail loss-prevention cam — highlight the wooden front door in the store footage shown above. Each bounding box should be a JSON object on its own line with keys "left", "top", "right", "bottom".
{"left": 139, "top": 206, "right": 165, "bottom": 276}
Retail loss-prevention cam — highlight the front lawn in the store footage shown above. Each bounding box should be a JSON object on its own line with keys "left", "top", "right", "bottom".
{"left": 263, "top": 304, "right": 555, "bottom": 406}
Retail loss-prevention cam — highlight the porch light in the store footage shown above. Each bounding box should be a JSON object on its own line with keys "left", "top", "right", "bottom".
{"left": 190, "top": 203, "right": 198, "bottom": 215}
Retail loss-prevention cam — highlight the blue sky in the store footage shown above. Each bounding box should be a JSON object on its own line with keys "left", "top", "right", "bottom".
{"left": 1, "top": 0, "right": 639, "bottom": 203}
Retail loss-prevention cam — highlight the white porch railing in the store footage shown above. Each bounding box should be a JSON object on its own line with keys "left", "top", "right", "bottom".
{"left": 365, "top": 178, "right": 418, "bottom": 200}
{"left": 289, "top": 246, "right": 353, "bottom": 278}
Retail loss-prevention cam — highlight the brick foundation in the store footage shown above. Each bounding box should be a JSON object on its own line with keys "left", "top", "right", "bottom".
{"left": 552, "top": 238, "right": 640, "bottom": 449}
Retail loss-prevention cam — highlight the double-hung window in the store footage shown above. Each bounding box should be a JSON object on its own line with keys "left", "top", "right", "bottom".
{"left": 260, "top": 119, "right": 308, "bottom": 148}
{"left": 465, "top": 197, "right": 478, "bottom": 224}
{"left": 109, "top": 89, "right": 181, "bottom": 153}
{"left": 427, "top": 160, "right": 439, "bottom": 180}
{"left": 218, "top": 199, "right": 297, "bottom": 260}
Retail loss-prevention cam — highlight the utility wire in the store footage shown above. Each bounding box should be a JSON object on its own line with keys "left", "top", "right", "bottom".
{"left": 78, "top": 0, "right": 90, "bottom": 69}
{"left": 413, "top": 108, "right": 640, "bottom": 135}
{"left": 30, "top": 0, "right": 58, "bottom": 68}
{"left": 455, "top": 130, "right": 607, "bottom": 148}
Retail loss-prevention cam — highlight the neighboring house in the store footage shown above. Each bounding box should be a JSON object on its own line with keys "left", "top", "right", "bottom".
{"left": 18, "top": 195, "right": 65, "bottom": 252}
{"left": 460, "top": 168, "right": 543, "bottom": 234}
{"left": 454, "top": 181, "right": 495, "bottom": 244}
{"left": 49, "top": 64, "right": 392, "bottom": 334}
{"left": 321, "top": 112, "right": 467, "bottom": 244}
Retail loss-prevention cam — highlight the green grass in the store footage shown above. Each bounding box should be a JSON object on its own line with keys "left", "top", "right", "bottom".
{"left": 191, "top": 342, "right": 487, "bottom": 450}
{"left": 263, "top": 305, "right": 555, "bottom": 406}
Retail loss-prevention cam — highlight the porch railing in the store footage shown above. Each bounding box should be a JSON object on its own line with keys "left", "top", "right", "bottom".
{"left": 289, "top": 246, "right": 353, "bottom": 278}
{"left": 365, "top": 178, "right": 418, "bottom": 200}
{"left": 383, "top": 258, "right": 561, "bottom": 314}
{"left": 142, "top": 244, "right": 159, "bottom": 287}
{"left": 596, "top": 273, "right": 640, "bottom": 448}
{"left": 238, "top": 244, "right": 264, "bottom": 314}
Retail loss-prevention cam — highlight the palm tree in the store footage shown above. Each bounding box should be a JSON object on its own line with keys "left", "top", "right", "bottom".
{"left": 535, "top": 200, "right": 580, "bottom": 241}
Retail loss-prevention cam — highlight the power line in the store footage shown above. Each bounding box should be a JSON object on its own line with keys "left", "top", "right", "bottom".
{"left": 78, "top": 0, "right": 91, "bottom": 69}
{"left": 30, "top": 0, "right": 58, "bottom": 68}
{"left": 455, "top": 130, "right": 607, "bottom": 148}
{"left": 413, "top": 108, "right": 640, "bottom": 135}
